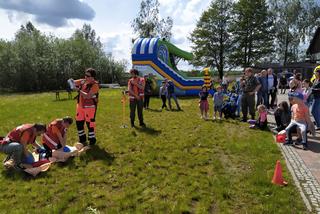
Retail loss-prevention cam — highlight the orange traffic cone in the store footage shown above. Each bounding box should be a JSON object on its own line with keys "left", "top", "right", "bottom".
{"left": 272, "top": 160, "right": 288, "bottom": 186}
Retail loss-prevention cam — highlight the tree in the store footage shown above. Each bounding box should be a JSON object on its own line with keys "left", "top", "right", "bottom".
{"left": 230, "top": 0, "right": 274, "bottom": 67}
{"left": 0, "top": 22, "right": 127, "bottom": 92}
{"left": 132, "top": 0, "right": 173, "bottom": 40}
{"left": 190, "top": 0, "right": 234, "bottom": 79}
{"left": 269, "top": 0, "right": 320, "bottom": 64}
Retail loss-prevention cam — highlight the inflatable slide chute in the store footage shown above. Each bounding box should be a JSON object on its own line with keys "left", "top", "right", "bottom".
{"left": 132, "top": 38, "right": 206, "bottom": 96}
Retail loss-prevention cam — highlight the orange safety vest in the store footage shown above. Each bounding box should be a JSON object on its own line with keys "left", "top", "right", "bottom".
{"left": 128, "top": 77, "right": 144, "bottom": 101}
{"left": 2, "top": 124, "right": 36, "bottom": 145}
{"left": 42, "top": 119, "right": 66, "bottom": 149}
{"left": 76, "top": 79, "right": 99, "bottom": 108}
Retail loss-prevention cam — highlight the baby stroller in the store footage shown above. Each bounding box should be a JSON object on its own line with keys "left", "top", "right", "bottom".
{"left": 221, "top": 93, "right": 238, "bottom": 119}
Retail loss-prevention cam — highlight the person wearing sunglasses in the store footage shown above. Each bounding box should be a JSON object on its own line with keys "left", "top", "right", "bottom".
{"left": 73, "top": 68, "right": 100, "bottom": 146}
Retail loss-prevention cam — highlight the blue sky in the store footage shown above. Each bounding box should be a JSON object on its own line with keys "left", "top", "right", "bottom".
{"left": 0, "top": 0, "right": 211, "bottom": 68}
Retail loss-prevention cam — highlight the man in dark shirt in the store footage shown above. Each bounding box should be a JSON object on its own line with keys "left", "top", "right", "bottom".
{"left": 241, "top": 68, "right": 261, "bottom": 122}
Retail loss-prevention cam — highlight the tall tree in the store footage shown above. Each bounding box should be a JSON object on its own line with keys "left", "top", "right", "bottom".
{"left": 0, "top": 22, "right": 127, "bottom": 92}
{"left": 190, "top": 0, "right": 233, "bottom": 79}
{"left": 230, "top": 0, "right": 274, "bottom": 67}
{"left": 132, "top": 0, "right": 173, "bottom": 40}
{"left": 269, "top": 0, "right": 320, "bottom": 64}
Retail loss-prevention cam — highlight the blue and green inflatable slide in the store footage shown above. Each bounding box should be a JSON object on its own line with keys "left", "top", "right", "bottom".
{"left": 132, "top": 38, "right": 205, "bottom": 96}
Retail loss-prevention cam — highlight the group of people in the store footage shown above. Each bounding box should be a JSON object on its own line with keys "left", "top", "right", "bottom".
{"left": 196, "top": 66, "right": 320, "bottom": 151}
{"left": 1, "top": 66, "right": 320, "bottom": 170}
{"left": 127, "top": 69, "right": 182, "bottom": 128}
{"left": 0, "top": 68, "right": 100, "bottom": 170}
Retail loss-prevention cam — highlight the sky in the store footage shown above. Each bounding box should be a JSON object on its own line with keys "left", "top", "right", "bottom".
{"left": 0, "top": 0, "right": 211, "bottom": 69}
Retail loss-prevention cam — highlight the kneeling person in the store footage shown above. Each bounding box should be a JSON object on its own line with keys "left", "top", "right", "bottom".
{"left": 42, "top": 117, "right": 73, "bottom": 157}
{"left": 0, "top": 123, "right": 46, "bottom": 169}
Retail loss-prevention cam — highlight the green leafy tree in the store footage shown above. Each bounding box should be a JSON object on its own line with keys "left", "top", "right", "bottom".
{"left": 0, "top": 22, "right": 127, "bottom": 92}
{"left": 269, "top": 0, "right": 320, "bottom": 64}
{"left": 132, "top": 0, "right": 173, "bottom": 40}
{"left": 230, "top": 0, "right": 274, "bottom": 67}
{"left": 190, "top": 0, "right": 234, "bottom": 79}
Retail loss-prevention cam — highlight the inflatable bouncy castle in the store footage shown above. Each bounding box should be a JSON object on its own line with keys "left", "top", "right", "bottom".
{"left": 132, "top": 38, "right": 207, "bottom": 96}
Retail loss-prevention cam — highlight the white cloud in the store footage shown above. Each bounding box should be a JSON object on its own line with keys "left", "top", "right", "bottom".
{"left": 0, "top": 0, "right": 212, "bottom": 71}
{"left": 0, "top": 0, "right": 95, "bottom": 27}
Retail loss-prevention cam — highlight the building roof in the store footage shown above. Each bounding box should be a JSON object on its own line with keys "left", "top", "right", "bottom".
{"left": 307, "top": 27, "right": 320, "bottom": 55}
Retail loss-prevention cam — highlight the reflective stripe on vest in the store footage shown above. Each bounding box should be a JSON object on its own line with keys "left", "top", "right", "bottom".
{"left": 43, "top": 133, "right": 58, "bottom": 147}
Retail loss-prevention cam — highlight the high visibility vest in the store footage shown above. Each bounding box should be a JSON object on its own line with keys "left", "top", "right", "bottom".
{"left": 42, "top": 120, "right": 66, "bottom": 149}
{"left": 75, "top": 79, "right": 99, "bottom": 108}
{"left": 3, "top": 124, "right": 36, "bottom": 145}
{"left": 128, "top": 77, "right": 144, "bottom": 100}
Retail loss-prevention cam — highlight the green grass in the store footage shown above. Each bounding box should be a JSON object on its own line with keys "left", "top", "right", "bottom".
{"left": 0, "top": 89, "right": 308, "bottom": 213}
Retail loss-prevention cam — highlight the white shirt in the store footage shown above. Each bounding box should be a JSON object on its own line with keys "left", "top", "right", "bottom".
{"left": 267, "top": 74, "right": 274, "bottom": 90}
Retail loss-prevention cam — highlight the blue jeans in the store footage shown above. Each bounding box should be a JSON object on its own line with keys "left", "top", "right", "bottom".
{"left": 0, "top": 142, "right": 24, "bottom": 165}
{"left": 261, "top": 91, "right": 269, "bottom": 107}
{"left": 167, "top": 93, "right": 181, "bottom": 110}
{"left": 311, "top": 98, "right": 320, "bottom": 128}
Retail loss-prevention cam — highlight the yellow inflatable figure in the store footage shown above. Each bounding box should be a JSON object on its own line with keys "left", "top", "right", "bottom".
{"left": 311, "top": 65, "right": 320, "bottom": 83}
{"left": 203, "top": 68, "right": 211, "bottom": 88}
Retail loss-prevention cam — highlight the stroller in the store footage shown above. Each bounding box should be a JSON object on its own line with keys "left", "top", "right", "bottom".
{"left": 221, "top": 93, "right": 238, "bottom": 119}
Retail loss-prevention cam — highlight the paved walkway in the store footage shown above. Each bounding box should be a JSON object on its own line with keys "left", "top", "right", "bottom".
{"left": 267, "top": 93, "right": 320, "bottom": 212}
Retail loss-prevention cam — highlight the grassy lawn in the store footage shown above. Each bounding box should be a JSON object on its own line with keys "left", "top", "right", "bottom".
{"left": 0, "top": 89, "right": 308, "bottom": 213}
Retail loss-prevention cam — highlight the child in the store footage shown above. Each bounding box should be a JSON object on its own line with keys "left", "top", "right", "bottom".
{"left": 248, "top": 104, "right": 268, "bottom": 130}
{"left": 213, "top": 85, "right": 224, "bottom": 120}
{"left": 302, "top": 79, "right": 312, "bottom": 107}
{"left": 199, "top": 85, "right": 209, "bottom": 120}
{"left": 284, "top": 92, "right": 315, "bottom": 150}
{"left": 159, "top": 81, "right": 168, "bottom": 110}
{"left": 273, "top": 101, "right": 291, "bottom": 132}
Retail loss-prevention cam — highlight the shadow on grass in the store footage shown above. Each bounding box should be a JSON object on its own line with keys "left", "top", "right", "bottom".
{"left": 53, "top": 98, "right": 74, "bottom": 102}
{"left": 169, "top": 109, "right": 183, "bottom": 112}
{"left": 147, "top": 108, "right": 163, "bottom": 113}
{"left": 1, "top": 167, "right": 52, "bottom": 180}
{"left": 81, "top": 145, "right": 115, "bottom": 165}
{"left": 134, "top": 126, "right": 162, "bottom": 136}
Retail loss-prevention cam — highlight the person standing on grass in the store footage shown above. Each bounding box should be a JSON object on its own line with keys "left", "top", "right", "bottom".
{"left": 257, "top": 70, "right": 268, "bottom": 108}
{"left": 159, "top": 80, "right": 168, "bottom": 110}
{"left": 311, "top": 68, "right": 320, "bottom": 130}
{"left": 235, "top": 76, "right": 244, "bottom": 117}
{"left": 128, "top": 68, "right": 146, "bottom": 127}
{"left": 167, "top": 80, "right": 181, "bottom": 111}
{"left": 73, "top": 68, "right": 100, "bottom": 146}
{"left": 0, "top": 123, "right": 46, "bottom": 169}
{"left": 199, "top": 85, "right": 209, "bottom": 120}
{"left": 241, "top": 68, "right": 261, "bottom": 122}
{"left": 42, "top": 117, "right": 73, "bottom": 158}
{"left": 267, "top": 68, "right": 278, "bottom": 109}
{"left": 213, "top": 85, "right": 224, "bottom": 120}
{"left": 144, "top": 74, "right": 152, "bottom": 110}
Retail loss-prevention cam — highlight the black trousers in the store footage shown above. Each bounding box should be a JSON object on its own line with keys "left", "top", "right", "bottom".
{"left": 241, "top": 93, "right": 255, "bottom": 120}
{"left": 130, "top": 99, "right": 144, "bottom": 125}
{"left": 268, "top": 89, "right": 277, "bottom": 108}
{"left": 161, "top": 95, "right": 167, "bottom": 108}
{"left": 144, "top": 95, "right": 151, "bottom": 108}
